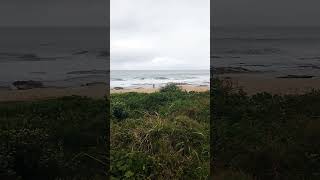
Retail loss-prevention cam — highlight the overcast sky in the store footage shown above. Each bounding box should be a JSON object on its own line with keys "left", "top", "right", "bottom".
{"left": 111, "top": 0, "right": 210, "bottom": 70}
{"left": 213, "top": 0, "right": 320, "bottom": 27}
{"left": 0, "top": 0, "right": 108, "bottom": 27}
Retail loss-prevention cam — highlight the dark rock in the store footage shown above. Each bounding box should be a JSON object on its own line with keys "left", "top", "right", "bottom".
{"left": 82, "top": 82, "right": 107, "bottom": 86}
{"left": 113, "top": 78, "right": 125, "bottom": 81}
{"left": 114, "top": 87, "right": 124, "bottom": 90}
{"left": 13, "top": 80, "right": 44, "bottom": 90}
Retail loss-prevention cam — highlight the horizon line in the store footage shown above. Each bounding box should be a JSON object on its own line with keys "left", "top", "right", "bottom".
{"left": 110, "top": 69, "right": 209, "bottom": 71}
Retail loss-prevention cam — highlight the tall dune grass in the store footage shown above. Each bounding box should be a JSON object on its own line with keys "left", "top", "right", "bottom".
{"left": 111, "top": 85, "right": 210, "bottom": 179}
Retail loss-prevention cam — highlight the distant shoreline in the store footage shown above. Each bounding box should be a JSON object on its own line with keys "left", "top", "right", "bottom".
{"left": 217, "top": 73, "right": 320, "bottom": 95}
{"left": 3, "top": 73, "right": 320, "bottom": 102}
{"left": 0, "top": 84, "right": 210, "bottom": 102}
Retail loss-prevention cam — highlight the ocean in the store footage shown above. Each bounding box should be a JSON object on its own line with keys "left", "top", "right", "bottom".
{"left": 111, "top": 70, "right": 210, "bottom": 88}
{"left": 0, "top": 27, "right": 108, "bottom": 89}
{"left": 4, "top": 27, "right": 317, "bottom": 90}
{"left": 212, "top": 27, "right": 320, "bottom": 76}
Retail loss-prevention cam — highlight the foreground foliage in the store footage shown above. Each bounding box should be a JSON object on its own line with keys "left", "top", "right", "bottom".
{"left": 111, "top": 85, "right": 210, "bottom": 179}
{"left": 212, "top": 79, "right": 320, "bottom": 180}
{"left": 0, "top": 96, "right": 107, "bottom": 179}
{"left": 3, "top": 79, "right": 318, "bottom": 180}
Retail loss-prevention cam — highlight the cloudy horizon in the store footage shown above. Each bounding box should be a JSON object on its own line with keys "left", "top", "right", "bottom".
{"left": 111, "top": 0, "right": 210, "bottom": 70}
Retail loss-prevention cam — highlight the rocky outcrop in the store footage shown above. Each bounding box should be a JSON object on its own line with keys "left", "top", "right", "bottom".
{"left": 12, "top": 80, "right": 43, "bottom": 90}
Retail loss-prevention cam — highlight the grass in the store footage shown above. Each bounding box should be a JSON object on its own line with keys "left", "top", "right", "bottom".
{"left": 0, "top": 84, "right": 210, "bottom": 179}
{"left": 2, "top": 79, "right": 319, "bottom": 180}
{"left": 110, "top": 84, "right": 210, "bottom": 179}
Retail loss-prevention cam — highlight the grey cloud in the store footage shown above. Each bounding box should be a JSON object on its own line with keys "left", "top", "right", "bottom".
{"left": 111, "top": 0, "right": 210, "bottom": 70}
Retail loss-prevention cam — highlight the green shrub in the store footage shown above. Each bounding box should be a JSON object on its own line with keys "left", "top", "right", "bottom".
{"left": 110, "top": 151, "right": 155, "bottom": 179}
{"left": 160, "top": 83, "right": 182, "bottom": 93}
{"left": 112, "top": 101, "right": 129, "bottom": 120}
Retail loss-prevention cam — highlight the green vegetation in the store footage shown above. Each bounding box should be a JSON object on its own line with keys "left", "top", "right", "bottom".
{"left": 3, "top": 79, "right": 318, "bottom": 180}
{"left": 110, "top": 85, "right": 210, "bottom": 179}
{"left": 212, "top": 79, "right": 320, "bottom": 180}
{"left": 0, "top": 96, "right": 108, "bottom": 179}
{"left": 0, "top": 85, "right": 210, "bottom": 179}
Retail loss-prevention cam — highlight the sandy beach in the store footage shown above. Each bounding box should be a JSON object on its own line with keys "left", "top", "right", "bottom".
{"left": 217, "top": 73, "right": 320, "bottom": 95}
{"left": 2, "top": 74, "right": 320, "bottom": 102}
{"left": 0, "top": 85, "right": 209, "bottom": 102}
{"left": 0, "top": 85, "right": 108, "bottom": 102}
{"left": 111, "top": 85, "right": 209, "bottom": 94}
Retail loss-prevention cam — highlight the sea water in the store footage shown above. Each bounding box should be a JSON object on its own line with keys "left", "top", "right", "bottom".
{"left": 212, "top": 27, "right": 320, "bottom": 76}
{"left": 111, "top": 70, "right": 209, "bottom": 88}
{"left": 0, "top": 27, "right": 108, "bottom": 88}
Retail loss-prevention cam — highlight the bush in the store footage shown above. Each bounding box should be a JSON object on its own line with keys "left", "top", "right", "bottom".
{"left": 160, "top": 83, "right": 182, "bottom": 93}
{"left": 112, "top": 101, "right": 129, "bottom": 120}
